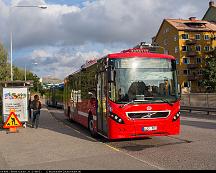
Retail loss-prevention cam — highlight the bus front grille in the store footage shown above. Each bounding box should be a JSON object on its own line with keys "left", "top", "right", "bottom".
{"left": 127, "top": 111, "right": 170, "bottom": 119}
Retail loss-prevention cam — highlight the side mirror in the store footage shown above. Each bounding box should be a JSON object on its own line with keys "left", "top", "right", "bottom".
{"left": 178, "top": 84, "right": 181, "bottom": 98}
{"left": 171, "top": 60, "right": 177, "bottom": 71}
{"left": 108, "top": 66, "right": 115, "bottom": 83}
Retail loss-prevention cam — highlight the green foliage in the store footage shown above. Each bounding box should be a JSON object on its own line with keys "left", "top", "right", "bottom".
{"left": 0, "top": 42, "right": 10, "bottom": 81}
{"left": 202, "top": 49, "right": 216, "bottom": 92}
{"left": 0, "top": 42, "right": 42, "bottom": 117}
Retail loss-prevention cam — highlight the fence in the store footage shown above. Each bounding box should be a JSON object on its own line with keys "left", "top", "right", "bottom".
{"left": 181, "top": 93, "right": 216, "bottom": 108}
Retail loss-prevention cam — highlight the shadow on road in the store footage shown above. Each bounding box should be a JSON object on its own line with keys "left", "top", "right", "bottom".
{"left": 41, "top": 107, "right": 156, "bottom": 144}
{"left": 120, "top": 140, "right": 192, "bottom": 152}
{"left": 34, "top": 106, "right": 98, "bottom": 142}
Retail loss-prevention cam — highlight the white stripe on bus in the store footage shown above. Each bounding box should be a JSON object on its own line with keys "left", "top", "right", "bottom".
{"left": 78, "top": 111, "right": 97, "bottom": 121}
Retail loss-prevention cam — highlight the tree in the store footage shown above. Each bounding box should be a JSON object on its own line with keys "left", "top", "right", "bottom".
{"left": 202, "top": 49, "right": 216, "bottom": 92}
{"left": 0, "top": 42, "right": 41, "bottom": 93}
{"left": 0, "top": 42, "right": 10, "bottom": 81}
{"left": 13, "top": 66, "right": 25, "bottom": 80}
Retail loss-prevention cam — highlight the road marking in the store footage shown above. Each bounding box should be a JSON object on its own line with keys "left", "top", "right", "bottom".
{"left": 104, "top": 144, "right": 120, "bottom": 152}
{"left": 122, "top": 151, "right": 164, "bottom": 170}
{"left": 103, "top": 143, "right": 163, "bottom": 170}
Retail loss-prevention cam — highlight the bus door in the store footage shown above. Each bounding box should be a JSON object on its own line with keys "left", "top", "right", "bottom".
{"left": 97, "top": 72, "right": 108, "bottom": 136}
{"left": 70, "top": 90, "right": 79, "bottom": 121}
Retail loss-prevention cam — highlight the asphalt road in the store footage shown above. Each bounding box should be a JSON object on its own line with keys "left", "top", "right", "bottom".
{"left": 0, "top": 107, "right": 215, "bottom": 170}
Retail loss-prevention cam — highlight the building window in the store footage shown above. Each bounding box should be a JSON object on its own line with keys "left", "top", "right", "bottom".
{"left": 175, "top": 47, "right": 178, "bottom": 53}
{"left": 196, "top": 57, "right": 202, "bottom": 64}
{"left": 184, "top": 81, "right": 190, "bottom": 87}
{"left": 164, "top": 28, "right": 170, "bottom": 34}
{"left": 183, "top": 57, "right": 190, "bottom": 64}
{"left": 182, "top": 33, "right": 189, "bottom": 40}
{"left": 195, "top": 45, "right": 201, "bottom": 52}
{"left": 183, "top": 69, "right": 190, "bottom": 75}
{"left": 176, "top": 59, "right": 179, "bottom": 64}
{"left": 204, "top": 46, "right": 210, "bottom": 52}
{"left": 165, "top": 28, "right": 169, "bottom": 33}
{"left": 182, "top": 45, "right": 189, "bottom": 52}
{"left": 204, "top": 35, "right": 210, "bottom": 40}
{"left": 198, "top": 70, "right": 203, "bottom": 75}
{"left": 195, "top": 34, "right": 201, "bottom": 40}
{"left": 174, "top": 35, "right": 178, "bottom": 41}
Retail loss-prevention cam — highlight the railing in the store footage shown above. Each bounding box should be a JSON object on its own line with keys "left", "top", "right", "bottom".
{"left": 187, "top": 75, "right": 202, "bottom": 81}
{"left": 181, "top": 93, "right": 216, "bottom": 114}
{"left": 186, "top": 51, "right": 198, "bottom": 57}
{"left": 187, "top": 64, "right": 199, "bottom": 69}
{"left": 186, "top": 39, "right": 196, "bottom": 45}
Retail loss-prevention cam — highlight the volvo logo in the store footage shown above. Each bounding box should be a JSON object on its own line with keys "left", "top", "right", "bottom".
{"left": 141, "top": 112, "right": 157, "bottom": 118}
{"left": 147, "top": 106, "right": 152, "bottom": 111}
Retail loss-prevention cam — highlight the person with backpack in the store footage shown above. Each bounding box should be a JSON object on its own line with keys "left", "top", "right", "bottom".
{"left": 30, "top": 95, "right": 42, "bottom": 129}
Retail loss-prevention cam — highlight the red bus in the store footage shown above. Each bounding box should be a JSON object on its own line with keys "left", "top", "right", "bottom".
{"left": 64, "top": 45, "right": 180, "bottom": 140}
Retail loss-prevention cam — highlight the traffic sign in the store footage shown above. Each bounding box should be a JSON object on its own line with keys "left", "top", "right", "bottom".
{"left": 3, "top": 112, "right": 22, "bottom": 129}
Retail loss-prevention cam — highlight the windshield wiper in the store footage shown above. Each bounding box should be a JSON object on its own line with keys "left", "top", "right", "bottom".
{"left": 157, "top": 98, "right": 173, "bottom": 106}
{"left": 120, "top": 100, "right": 147, "bottom": 108}
{"left": 119, "top": 100, "right": 134, "bottom": 108}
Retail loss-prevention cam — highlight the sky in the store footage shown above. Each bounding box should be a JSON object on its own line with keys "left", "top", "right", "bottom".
{"left": 0, "top": 0, "right": 212, "bottom": 80}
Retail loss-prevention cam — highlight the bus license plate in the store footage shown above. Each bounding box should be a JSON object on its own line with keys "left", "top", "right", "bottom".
{"left": 142, "top": 126, "right": 157, "bottom": 131}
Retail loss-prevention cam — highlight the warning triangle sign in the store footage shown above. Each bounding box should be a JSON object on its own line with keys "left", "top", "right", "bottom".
{"left": 3, "top": 112, "right": 22, "bottom": 129}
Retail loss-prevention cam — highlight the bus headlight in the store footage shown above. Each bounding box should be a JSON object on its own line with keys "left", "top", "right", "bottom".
{"left": 109, "top": 112, "right": 125, "bottom": 124}
{"left": 173, "top": 112, "right": 180, "bottom": 122}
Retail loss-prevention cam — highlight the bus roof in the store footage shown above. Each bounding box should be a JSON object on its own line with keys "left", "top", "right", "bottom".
{"left": 64, "top": 49, "right": 176, "bottom": 80}
{"left": 107, "top": 52, "right": 176, "bottom": 60}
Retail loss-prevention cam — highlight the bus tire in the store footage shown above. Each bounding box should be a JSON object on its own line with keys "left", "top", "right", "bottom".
{"left": 88, "top": 115, "right": 97, "bottom": 138}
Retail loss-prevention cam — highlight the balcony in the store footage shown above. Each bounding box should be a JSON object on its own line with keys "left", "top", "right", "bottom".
{"left": 188, "top": 75, "right": 203, "bottom": 81}
{"left": 186, "top": 39, "right": 196, "bottom": 45}
{"left": 187, "top": 64, "right": 199, "bottom": 69}
{"left": 186, "top": 51, "right": 198, "bottom": 57}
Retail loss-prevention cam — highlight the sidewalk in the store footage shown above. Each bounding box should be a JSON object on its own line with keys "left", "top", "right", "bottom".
{"left": 0, "top": 108, "right": 94, "bottom": 169}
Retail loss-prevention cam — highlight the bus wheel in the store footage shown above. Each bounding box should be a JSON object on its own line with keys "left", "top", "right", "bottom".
{"left": 88, "top": 116, "right": 97, "bottom": 138}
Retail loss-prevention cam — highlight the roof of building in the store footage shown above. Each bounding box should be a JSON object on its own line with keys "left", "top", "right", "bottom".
{"left": 203, "top": 0, "right": 216, "bottom": 21}
{"left": 165, "top": 18, "right": 216, "bottom": 32}
{"left": 153, "top": 17, "right": 216, "bottom": 42}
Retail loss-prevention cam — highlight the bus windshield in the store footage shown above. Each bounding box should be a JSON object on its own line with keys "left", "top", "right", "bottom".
{"left": 108, "top": 57, "right": 179, "bottom": 104}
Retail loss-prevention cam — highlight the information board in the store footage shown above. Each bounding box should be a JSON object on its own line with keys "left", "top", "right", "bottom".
{"left": 2, "top": 87, "right": 28, "bottom": 122}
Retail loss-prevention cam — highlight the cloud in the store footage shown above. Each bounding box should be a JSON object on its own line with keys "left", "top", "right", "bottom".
{"left": 0, "top": 0, "right": 211, "bottom": 79}
{"left": 32, "top": 49, "right": 52, "bottom": 58}
{"left": 1, "top": 0, "right": 210, "bottom": 49}
{"left": 14, "top": 43, "right": 123, "bottom": 79}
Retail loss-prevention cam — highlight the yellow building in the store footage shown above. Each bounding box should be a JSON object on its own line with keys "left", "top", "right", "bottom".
{"left": 154, "top": 17, "right": 216, "bottom": 93}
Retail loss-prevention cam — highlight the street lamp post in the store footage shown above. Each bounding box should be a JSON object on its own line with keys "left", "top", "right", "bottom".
{"left": 10, "top": 5, "right": 47, "bottom": 81}
{"left": 24, "top": 64, "right": 26, "bottom": 81}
